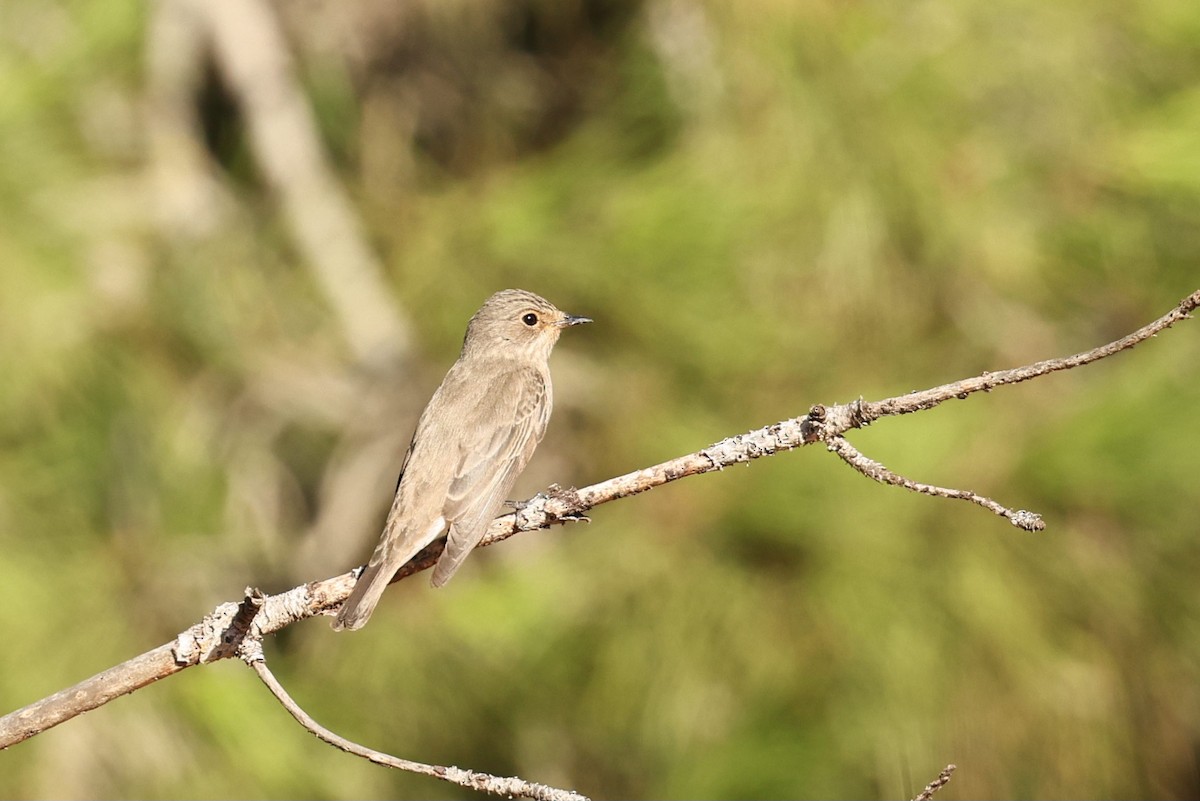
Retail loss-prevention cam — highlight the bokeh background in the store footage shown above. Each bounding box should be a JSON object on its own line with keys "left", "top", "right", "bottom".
{"left": 2, "top": 0, "right": 1199, "bottom": 798}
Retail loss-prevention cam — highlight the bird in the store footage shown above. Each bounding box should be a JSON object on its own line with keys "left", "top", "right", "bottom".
{"left": 333, "top": 289, "right": 591, "bottom": 631}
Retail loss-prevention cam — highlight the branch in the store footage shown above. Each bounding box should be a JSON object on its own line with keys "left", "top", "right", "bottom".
{"left": 912, "top": 764, "right": 956, "bottom": 801}
{"left": 859, "top": 289, "right": 1200, "bottom": 423}
{"left": 229, "top": 590, "right": 587, "bottom": 800}
{"left": 2, "top": 291, "right": 1196, "bottom": 780}
{"left": 826, "top": 436, "right": 1044, "bottom": 531}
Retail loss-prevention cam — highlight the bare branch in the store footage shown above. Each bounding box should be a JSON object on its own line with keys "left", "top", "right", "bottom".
{"left": 912, "top": 764, "right": 956, "bottom": 801}
{"left": 237, "top": 599, "right": 588, "bottom": 801}
{"left": 2, "top": 290, "right": 1196, "bottom": 778}
{"left": 0, "top": 592, "right": 267, "bottom": 749}
{"left": 858, "top": 289, "right": 1200, "bottom": 424}
{"left": 826, "top": 436, "right": 1045, "bottom": 531}
{"left": 0, "top": 642, "right": 181, "bottom": 749}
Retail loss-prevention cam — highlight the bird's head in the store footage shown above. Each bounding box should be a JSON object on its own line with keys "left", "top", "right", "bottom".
{"left": 462, "top": 289, "right": 591, "bottom": 361}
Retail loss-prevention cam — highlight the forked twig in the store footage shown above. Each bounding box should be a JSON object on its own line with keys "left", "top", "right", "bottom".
{"left": 813, "top": 289, "right": 1200, "bottom": 520}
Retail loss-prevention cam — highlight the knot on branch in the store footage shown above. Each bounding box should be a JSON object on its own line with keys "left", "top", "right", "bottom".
{"left": 802, "top": 399, "right": 876, "bottom": 443}
{"left": 800, "top": 404, "right": 826, "bottom": 443}
{"left": 172, "top": 588, "right": 266, "bottom": 667}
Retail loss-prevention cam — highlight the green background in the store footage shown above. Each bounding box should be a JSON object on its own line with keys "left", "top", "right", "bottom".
{"left": 2, "top": 1, "right": 1199, "bottom": 798}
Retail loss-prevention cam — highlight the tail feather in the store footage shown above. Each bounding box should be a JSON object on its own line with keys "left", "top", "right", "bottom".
{"left": 333, "top": 514, "right": 449, "bottom": 631}
{"left": 332, "top": 562, "right": 392, "bottom": 631}
{"left": 430, "top": 527, "right": 473, "bottom": 588}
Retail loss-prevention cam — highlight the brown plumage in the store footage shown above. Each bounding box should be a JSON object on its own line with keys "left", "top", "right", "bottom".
{"left": 333, "top": 289, "right": 590, "bottom": 631}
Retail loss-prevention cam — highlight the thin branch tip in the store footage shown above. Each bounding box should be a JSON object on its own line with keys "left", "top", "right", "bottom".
{"left": 912, "top": 763, "right": 957, "bottom": 801}
{"left": 827, "top": 435, "right": 1043, "bottom": 528}
{"left": 1009, "top": 510, "right": 1045, "bottom": 532}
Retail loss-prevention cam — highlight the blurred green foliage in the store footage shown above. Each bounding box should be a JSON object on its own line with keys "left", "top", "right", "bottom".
{"left": 2, "top": 0, "right": 1199, "bottom": 798}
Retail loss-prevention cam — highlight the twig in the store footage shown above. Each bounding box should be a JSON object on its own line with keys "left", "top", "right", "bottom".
{"left": 813, "top": 289, "right": 1197, "bottom": 519}
{"left": 2, "top": 290, "right": 1196, "bottom": 754}
{"left": 911, "top": 763, "right": 956, "bottom": 801}
{"left": 825, "top": 436, "right": 1045, "bottom": 531}
{"left": 237, "top": 611, "right": 588, "bottom": 801}
{"left": 859, "top": 290, "right": 1200, "bottom": 424}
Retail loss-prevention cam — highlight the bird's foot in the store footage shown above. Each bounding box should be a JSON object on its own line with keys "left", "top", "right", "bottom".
{"left": 545, "top": 484, "right": 589, "bottom": 523}
{"left": 506, "top": 485, "right": 589, "bottom": 523}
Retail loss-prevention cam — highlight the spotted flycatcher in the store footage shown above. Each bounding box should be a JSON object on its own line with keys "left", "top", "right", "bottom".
{"left": 333, "top": 289, "right": 590, "bottom": 631}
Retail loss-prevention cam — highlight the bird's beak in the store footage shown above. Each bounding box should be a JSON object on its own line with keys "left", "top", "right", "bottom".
{"left": 557, "top": 314, "right": 592, "bottom": 328}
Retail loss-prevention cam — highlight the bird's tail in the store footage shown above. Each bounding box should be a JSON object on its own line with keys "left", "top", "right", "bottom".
{"left": 332, "top": 560, "right": 392, "bottom": 631}
{"left": 332, "top": 514, "right": 448, "bottom": 631}
{"left": 430, "top": 524, "right": 481, "bottom": 588}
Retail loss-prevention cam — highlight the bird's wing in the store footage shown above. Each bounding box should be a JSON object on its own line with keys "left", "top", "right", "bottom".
{"left": 392, "top": 428, "right": 417, "bottom": 493}
{"left": 334, "top": 366, "right": 471, "bottom": 630}
{"left": 432, "top": 366, "right": 551, "bottom": 586}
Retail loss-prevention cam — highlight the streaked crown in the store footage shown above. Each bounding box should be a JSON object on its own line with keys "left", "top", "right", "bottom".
{"left": 460, "top": 289, "right": 590, "bottom": 360}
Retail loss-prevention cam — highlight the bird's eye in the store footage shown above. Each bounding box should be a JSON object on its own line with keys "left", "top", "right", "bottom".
{"left": 522, "top": 312, "right": 539, "bottom": 327}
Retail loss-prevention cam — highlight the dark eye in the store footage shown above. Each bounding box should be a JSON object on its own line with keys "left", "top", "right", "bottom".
{"left": 521, "top": 312, "right": 539, "bottom": 326}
